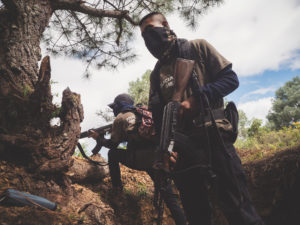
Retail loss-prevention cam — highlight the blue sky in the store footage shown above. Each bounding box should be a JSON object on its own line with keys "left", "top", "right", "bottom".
{"left": 231, "top": 69, "right": 300, "bottom": 103}
{"left": 46, "top": 0, "right": 300, "bottom": 154}
{"left": 228, "top": 69, "right": 300, "bottom": 121}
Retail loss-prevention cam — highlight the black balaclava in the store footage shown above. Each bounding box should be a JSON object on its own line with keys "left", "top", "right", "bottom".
{"left": 142, "top": 26, "right": 177, "bottom": 60}
{"left": 108, "top": 93, "right": 135, "bottom": 116}
{"left": 112, "top": 101, "right": 135, "bottom": 117}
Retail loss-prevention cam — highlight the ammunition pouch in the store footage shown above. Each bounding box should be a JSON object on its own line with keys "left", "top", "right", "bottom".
{"left": 192, "top": 108, "right": 225, "bottom": 127}
{"left": 224, "top": 101, "right": 239, "bottom": 143}
{"left": 192, "top": 102, "right": 239, "bottom": 143}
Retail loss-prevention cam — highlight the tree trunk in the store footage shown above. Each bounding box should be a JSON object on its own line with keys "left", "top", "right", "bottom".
{"left": 0, "top": 0, "right": 83, "bottom": 176}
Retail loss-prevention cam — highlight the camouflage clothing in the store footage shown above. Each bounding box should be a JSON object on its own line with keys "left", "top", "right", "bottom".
{"left": 111, "top": 111, "right": 139, "bottom": 144}
{"left": 108, "top": 110, "right": 187, "bottom": 225}
{"left": 110, "top": 111, "right": 155, "bottom": 169}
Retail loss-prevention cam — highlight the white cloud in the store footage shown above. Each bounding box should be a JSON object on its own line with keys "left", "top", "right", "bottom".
{"left": 239, "top": 86, "right": 276, "bottom": 101}
{"left": 238, "top": 97, "right": 273, "bottom": 122}
{"left": 47, "top": 39, "right": 157, "bottom": 131}
{"left": 168, "top": 0, "right": 300, "bottom": 76}
{"left": 249, "top": 87, "right": 276, "bottom": 95}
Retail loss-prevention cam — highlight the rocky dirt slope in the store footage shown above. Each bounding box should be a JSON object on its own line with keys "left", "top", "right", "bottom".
{"left": 0, "top": 154, "right": 175, "bottom": 225}
{"left": 1, "top": 145, "right": 300, "bottom": 225}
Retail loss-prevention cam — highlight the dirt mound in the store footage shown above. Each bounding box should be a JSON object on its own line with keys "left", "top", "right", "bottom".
{"left": 1, "top": 144, "right": 300, "bottom": 225}
{"left": 0, "top": 156, "right": 175, "bottom": 225}
{"left": 242, "top": 144, "right": 300, "bottom": 225}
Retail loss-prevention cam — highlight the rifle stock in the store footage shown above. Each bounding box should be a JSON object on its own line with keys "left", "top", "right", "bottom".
{"left": 157, "top": 58, "right": 195, "bottom": 170}
{"left": 172, "top": 58, "right": 195, "bottom": 102}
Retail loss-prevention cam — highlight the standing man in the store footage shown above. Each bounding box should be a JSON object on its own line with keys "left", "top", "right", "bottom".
{"left": 89, "top": 93, "right": 187, "bottom": 225}
{"left": 139, "top": 12, "right": 265, "bottom": 225}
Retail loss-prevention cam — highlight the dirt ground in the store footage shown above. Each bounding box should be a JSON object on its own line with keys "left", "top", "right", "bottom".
{"left": 1, "top": 144, "right": 300, "bottom": 225}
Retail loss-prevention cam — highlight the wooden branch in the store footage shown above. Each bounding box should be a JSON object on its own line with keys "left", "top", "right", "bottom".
{"left": 54, "top": 0, "right": 138, "bottom": 25}
{"left": 116, "top": 18, "right": 123, "bottom": 46}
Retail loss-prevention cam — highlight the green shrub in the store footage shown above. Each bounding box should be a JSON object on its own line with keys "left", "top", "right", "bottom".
{"left": 235, "top": 126, "right": 300, "bottom": 151}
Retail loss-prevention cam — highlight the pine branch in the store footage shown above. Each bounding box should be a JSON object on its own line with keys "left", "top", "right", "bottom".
{"left": 53, "top": 0, "right": 138, "bottom": 25}
{"left": 69, "top": 10, "right": 95, "bottom": 47}
{"left": 103, "top": 0, "right": 118, "bottom": 10}
{"left": 53, "top": 11, "right": 74, "bottom": 52}
{"left": 116, "top": 18, "right": 123, "bottom": 46}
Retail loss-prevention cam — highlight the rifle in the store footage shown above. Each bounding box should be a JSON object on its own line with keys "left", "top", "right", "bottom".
{"left": 77, "top": 123, "right": 112, "bottom": 166}
{"left": 80, "top": 123, "right": 112, "bottom": 139}
{"left": 154, "top": 58, "right": 195, "bottom": 225}
{"left": 156, "top": 58, "right": 195, "bottom": 171}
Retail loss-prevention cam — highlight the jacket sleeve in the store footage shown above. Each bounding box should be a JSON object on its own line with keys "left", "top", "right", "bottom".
{"left": 200, "top": 65, "right": 239, "bottom": 103}
{"left": 191, "top": 39, "right": 239, "bottom": 104}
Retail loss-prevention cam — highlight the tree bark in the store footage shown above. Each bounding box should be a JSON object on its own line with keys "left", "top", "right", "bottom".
{"left": 0, "top": 0, "right": 83, "bottom": 176}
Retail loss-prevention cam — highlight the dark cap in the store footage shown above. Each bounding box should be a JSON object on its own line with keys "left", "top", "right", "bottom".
{"left": 108, "top": 93, "right": 134, "bottom": 109}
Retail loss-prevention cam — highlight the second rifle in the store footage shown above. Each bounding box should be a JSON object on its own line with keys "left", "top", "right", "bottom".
{"left": 77, "top": 123, "right": 112, "bottom": 166}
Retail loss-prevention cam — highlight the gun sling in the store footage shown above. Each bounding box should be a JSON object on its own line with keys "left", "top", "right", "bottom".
{"left": 77, "top": 143, "right": 108, "bottom": 166}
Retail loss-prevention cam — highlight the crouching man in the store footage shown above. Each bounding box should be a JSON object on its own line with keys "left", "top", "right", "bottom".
{"left": 89, "top": 93, "right": 186, "bottom": 225}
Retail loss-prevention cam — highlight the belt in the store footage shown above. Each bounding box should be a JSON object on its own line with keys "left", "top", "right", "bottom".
{"left": 193, "top": 108, "right": 225, "bottom": 127}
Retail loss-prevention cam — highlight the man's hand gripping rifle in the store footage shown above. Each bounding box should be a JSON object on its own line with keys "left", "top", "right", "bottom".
{"left": 77, "top": 124, "right": 112, "bottom": 165}
{"left": 80, "top": 124, "right": 112, "bottom": 155}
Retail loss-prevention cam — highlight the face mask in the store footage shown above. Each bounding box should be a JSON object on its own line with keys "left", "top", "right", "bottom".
{"left": 142, "top": 26, "right": 176, "bottom": 59}
{"left": 112, "top": 101, "right": 135, "bottom": 116}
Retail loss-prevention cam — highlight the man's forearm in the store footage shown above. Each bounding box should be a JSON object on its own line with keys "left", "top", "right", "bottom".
{"left": 198, "top": 65, "right": 239, "bottom": 103}
{"left": 101, "top": 138, "right": 118, "bottom": 149}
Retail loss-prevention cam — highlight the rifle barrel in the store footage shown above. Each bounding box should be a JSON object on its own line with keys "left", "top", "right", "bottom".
{"left": 80, "top": 124, "right": 112, "bottom": 139}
